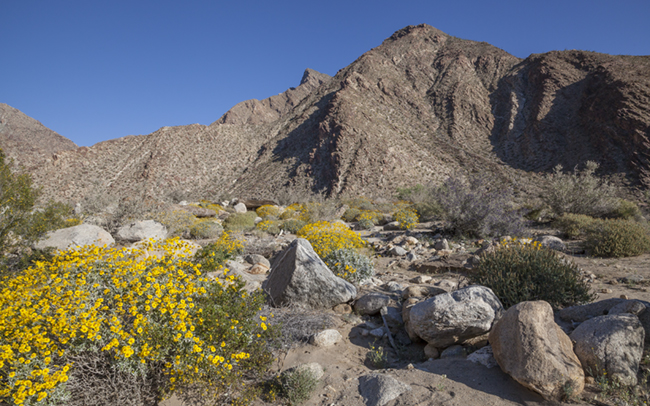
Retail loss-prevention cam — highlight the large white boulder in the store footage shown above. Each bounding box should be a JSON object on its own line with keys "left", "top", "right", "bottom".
{"left": 117, "top": 220, "right": 167, "bottom": 242}
{"left": 35, "top": 224, "right": 114, "bottom": 251}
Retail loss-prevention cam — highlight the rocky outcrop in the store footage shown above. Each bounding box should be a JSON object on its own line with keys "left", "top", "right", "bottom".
{"left": 570, "top": 314, "right": 644, "bottom": 385}
{"left": 34, "top": 224, "right": 114, "bottom": 251}
{"left": 262, "top": 238, "right": 357, "bottom": 309}
{"left": 408, "top": 286, "right": 504, "bottom": 347}
{"left": 117, "top": 220, "right": 167, "bottom": 242}
{"left": 489, "top": 301, "right": 585, "bottom": 401}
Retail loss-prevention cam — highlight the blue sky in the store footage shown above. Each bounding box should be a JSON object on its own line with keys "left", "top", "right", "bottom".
{"left": 2, "top": 0, "right": 649, "bottom": 147}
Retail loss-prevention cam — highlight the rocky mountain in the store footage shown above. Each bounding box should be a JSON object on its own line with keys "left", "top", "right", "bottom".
{"left": 2, "top": 24, "right": 649, "bottom": 204}
{"left": 0, "top": 103, "right": 77, "bottom": 170}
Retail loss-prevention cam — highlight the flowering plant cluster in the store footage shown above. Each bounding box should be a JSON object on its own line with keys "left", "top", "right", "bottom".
{"left": 255, "top": 205, "right": 281, "bottom": 219}
{"left": 0, "top": 237, "right": 272, "bottom": 405}
{"left": 297, "top": 221, "right": 373, "bottom": 283}
{"left": 193, "top": 231, "right": 244, "bottom": 273}
{"left": 393, "top": 206, "right": 419, "bottom": 230}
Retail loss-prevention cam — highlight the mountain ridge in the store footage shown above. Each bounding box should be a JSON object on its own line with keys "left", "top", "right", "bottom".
{"left": 2, "top": 24, "right": 649, "bottom": 204}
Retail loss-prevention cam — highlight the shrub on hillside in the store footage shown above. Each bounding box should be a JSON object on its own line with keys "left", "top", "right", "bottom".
{"left": 396, "top": 184, "right": 444, "bottom": 220}
{"left": 0, "top": 150, "right": 75, "bottom": 274}
{"left": 323, "top": 248, "right": 374, "bottom": 283}
{"left": 255, "top": 205, "right": 281, "bottom": 219}
{"left": 341, "top": 208, "right": 361, "bottom": 222}
{"left": 193, "top": 232, "right": 244, "bottom": 272}
{"left": 554, "top": 213, "right": 597, "bottom": 239}
{"left": 472, "top": 240, "right": 595, "bottom": 309}
{"left": 393, "top": 205, "right": 419, "bottom": 230}
{"left": 436, "top": 173, "right": 526, "bottom": 238}
{"left": 256, "top": 220, "right": 281, "bottom": 235}
{"left": 151, "top": 210, "right": 196, "bottom": 237}
{"left": 584, "top": 218, "right": 650, "bottom": 258}
{"left": 357, "top": 210, "right": 381, "bottom": 229}
{"left": 542, "top": 161, "right": 619, "bottom": 217}
{"left": 280, "top": 218, "right": 307, "bottom": 234}
{"left": 609, "top": 199, "right": 643, "bottom": 221}
{"left": 223, "top": 212, "right": 257, "bottom": 232}
{"left": 0, "top": 238, "right": 274, "bottom": 406}
{"left": 189, "top": 220, "right": 223, "bottom": 239}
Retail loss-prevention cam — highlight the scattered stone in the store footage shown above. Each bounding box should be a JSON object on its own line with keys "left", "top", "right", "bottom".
{"left": 467, "top": 345, "right": 498, "bottom": 369}
{"left": 358, "top": 374, "right": 412, "bottom": 406}
{"left": 233, "top": 202, "right": 247, "bottom": 213}
{"left": 333, "top": 303, "right": 352, "bottom": 314}
{"left": 409, "top": 286, "right": 504, "bottom": 347}
{"left": 401, "top": 285, "right": 446, "bottom": 300}
{"left": 424, "top": 343, "right": 439, "bottom": 359}
{"left": 609, "top": 300, "right": 646, "bottom": 316}
{"left": 244, "top": 254, "right": 271, "bottom": 268}
{"left": 354, "top": 293, "right": 391, "bottom": 316}
{"left": 434, "top": 239, "right": 449, "bottom": 251}
{"left": 247, "top": 264, "right": 269, "bottom": 275}
{"left": 35, "top": 224, "right": 115, "bottom": 251}
{"left": 440, "top": 345, "right": 467, "bottom": 359}
{"left": 433, "top": 279, "right": 458, "bottom": 291}
{"left": 489, "top": 301, "right": 584, "bottom": 401}
{"left": 533, "top": 235, "right": 566, "bottom": 251}
{"left": 402, "top": 298, "right": 422, "bottom": 342}
{"left": 621, "top": 294, "right": 629, "bottom": 300}
{"left": 571, "top": 314, "right": 644, "bottom": 385}
{"left": 415, "top": 254, "right": 473, "bottom": 274}
{"left": 384, "top": 281, "right": 404, "bottom": 293}
{"left": 369, "top": 327, "right": 386, "bottom": 338}
{"left": 177, "top": 204, "right": 216, "bottom": 218}
{"left": 383, "top": 221, "right": 401, "bottom": 231}
{"left": 310, "top": 329, "right": 343, "bottom": 347}
{"left": 410, "top": 275, "right": 432, "bottom": 284}
{"left": 405, "top": 251, "right": 417, "bottom": 261}
{"left": 623, "top": 275, "right": 645, "bottom": 284}
{"left": 117, "top": 220, "right": 167, "bottom": 242}
{"left": 382, "top": 306, "right": 403, "bottom": 332}
{"left": 405, "top": 236, "right": 419, "bottom": 245}
{"left": 262, "top": 239, "right": 357, "bottom": 309}
{"left": 600, "top": 288, "right": 613, "bottom": 294}
{"left": 388, "top": 246, "right": 407, "bottom": 257}
{"left": 254, "top": 216, "right": 263, "bottom": 224}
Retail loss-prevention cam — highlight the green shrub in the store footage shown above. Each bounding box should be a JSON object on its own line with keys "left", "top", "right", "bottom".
{"left": 554, "top": 213, "right": 597, "bottom": 239}
{"left": 395, "top": 184, "right": 443, "bottom": 220}
{"left": 341, "top": 208, "right": 361, "bottom": 222}
{"left": 223, "top": 212, "right": 257, "bottom": 232}
{"left": 609, "top": 199, "right": 642, "bottom": 220}
{"left": 584, "top": 219, "right": 650, "bottom": 258}
{"left": 280, "top": 218, "right": 307, "bottom": 234}
{"left": 256, "top": 219, "right": 281, "bottom": 235}
{"left": 393, "top": 206, "right": 419, "bottom": 230}
{"left": 189, "top": 220, "right": 223, "bottom": 239}
{"left": 324, "top": 248, "right": 374, "bottom": 284}
{"left": 357, "top": 210, "right": 380, "bottom": 229}
{"left": 193, "top": 232, "right": 244, "bottom": 272}
{"left": 0, "top": 238, "right": 274, "bottom": 406}
{"left": 256, "top": 205, "right": 281, "bottom": 219}
{"left": 151, "top": 210, "right": 196, "bottom": 237}
{"left": 280, "top": 368, "right": 319, "bottom": 406}
{"left": 344, "top": 196, "right": 375, "bottom": 211}
{"left": 542, "top": 161, "right": 619, "bottom": 217}
{"left": 472, "top": 241, "right": 595, "bottom": 309}
{"left": 0, "top": 150, "right": 74, "bottom": 274}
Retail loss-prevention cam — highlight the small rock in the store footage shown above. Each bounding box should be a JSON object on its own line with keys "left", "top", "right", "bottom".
{"left": 333, "top": 303, "right": 352, "bottom": 314}
{"left": 410, "top": 275, "right": 432, "bottom": 284}
{"left": 383, "top": 221, "right": 401, "bottom": 231}
{"left": 434, "top": 239, "right": 449, "bottom": 251}
{"left": 248, "top": 264, "right": 269, "bottom": 275}
{"left": 424, "top": 343, "right": 439, "bottom": 359}
{"left": 405, "top": 236, "right": 419, "bottom": 245}
{"left": 233, "top": 202, "right": 247, "bottom": 213}
{"left": 245, "top": 254, "right": 271, "bottom": 268}
{"left": 533, "top": 235, "right": 566, "bottom": 251}
{"left": 401, "top": 285, "right": 446, "bottom": 299}
{"left": 406, "top": 251, "right": 417, "bottom": 261}
{"left": 440, "top": 345, "right": 467, "bottom": 359}
{"left": 358, "top": 374, "right": 412, "bottom": 406}
{"left": 369, "top": 327, "right": 386, "bottom": 338}
{"left": 310, "top": 329, "right": 342, "bottom": 347}
{"left": 384, "top": 281, "right": 404, "bottom": 293}
{"left": 389, "top": 246, "right": 407, "bottom": 257}
{"left": 286, "top": 362, "right": 325, "bottom": 380}
{"left": 467, "top": 345, "right": 498, "bottom": 368}
{"left": 621, "top": 294, "right": 629, "bottom": 300}
{"left": 624, "top": 275, "right": 645, "bottom": 284}
{"left": 354, "top": 293, "right": 391, "bottom": 316}
{"left": 601, "top": 288, "right": 613, "bottom": 294}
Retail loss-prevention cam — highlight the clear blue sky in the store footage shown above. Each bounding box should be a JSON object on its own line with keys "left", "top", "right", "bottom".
{"left": 2, "top": 0, "right": 649, "bottom": 147}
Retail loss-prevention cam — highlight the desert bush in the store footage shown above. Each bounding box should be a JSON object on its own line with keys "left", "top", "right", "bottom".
{"left": 343, "top": 196, "right": 375, "bottom": 211}
{"left": 256, "top": 220, "right": 281, "bottom": 235}
{"left": 396, "top": 184, "right": 444, "bottom": 220}
{"left": 542, "top": 161, "right": 619, "bottom": 217}
{"left": 297, "top": 221, "right": 366, "bottom": 259}
{"left": 280, "top": 219, "right": 307, "bottom": 234}
{"left": 554, "top": 213, "right": 597, "bottom": 239}
{"left": 609, "top": 199, "right": 643, "bottom": 221}
{"left": 323, "top": 248, "right": 374, "bottom": 283}
{"left": 189, "top": 220, "right": 223, "bottom": 239}
{"left": 0, "top": 238, "right": 274, "bottom": 406}
{"left": 280, "top": 368, "right": 319, "bottom": 406}
{"left": 341, "top": 208, "right": 361, "bottom": 222}
{"left": 255, "top": 205, "right": 281, "bottom": 219}
{"left": 151, "top": 210, "right": 196, "bottom": 237}
{"left": 0, "top": 150, "right": 75, "bottom": 274}
{"left": 584, "top": 219, "right": 650, "bottom": 258}
{"left": 357, "top": 210, "right": 381, "bottom": 229}
{"left": 436, "top": 173, "right": 526, "bottom": 238}
{"left": 393, "top": 206, "right": 419, "bottom": 230}
{"left": 193, "top": 232, "right": 244, "bottom": 272}
{"left": 472, "top": 240, "right": 595, "bottom": 309}
{"left": 223, "top": 212, "right": 257, "bottom": 232}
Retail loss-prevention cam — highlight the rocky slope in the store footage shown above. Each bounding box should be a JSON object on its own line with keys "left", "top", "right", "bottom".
{"left": 2, "top": 24, "right": 649, "bottom": 204}
{"left": 0, "top": 103, "right": 78, "bottom": 170}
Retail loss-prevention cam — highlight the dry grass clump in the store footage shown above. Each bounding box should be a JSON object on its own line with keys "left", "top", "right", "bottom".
{"left": 260, "top": 306, "right": 335, "bottom": 350}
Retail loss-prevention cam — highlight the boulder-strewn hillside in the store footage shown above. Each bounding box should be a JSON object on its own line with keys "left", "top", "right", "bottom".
{"left": 0, "top": 103, "right": 78, "bottom": 170}
{"left": 3, "top": 24, "right": 650, "bottom": 203}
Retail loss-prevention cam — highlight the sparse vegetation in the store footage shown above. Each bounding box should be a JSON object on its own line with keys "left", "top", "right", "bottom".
{"left": 223, "top": 211, "right": 258, "bottom": 232}
{"left": 584, "top": 218, "right": 650, "bottom": 258}
{"left": 472, "top": 240, "right": 595, "bottom": 309}
{"left": 189, "top": 219, "right": 223, "bottom": 239}
{"left": 279, "top": 368, "right": 320, "bottom": 406}
{"left": 542, "top": 161, "right": 619, "bottom": 217}
{"left": 554, "top": 213, "right": 597, "bottom": 239}
{"left": 366, "top": 343, "right": 388, "bottom": 369}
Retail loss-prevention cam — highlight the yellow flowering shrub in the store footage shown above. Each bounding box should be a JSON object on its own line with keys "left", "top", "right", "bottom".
{"left": 256, "top": 220, "right": 281, "bottom": 235}
{"left": 151, "top": 210, "right": 196, "bottom": 237}
{"left": 297, "top": 221, "right": 366, "bottom": 259}
{"left": 357, "top": 210, "right": 381, "bottom": 229}
{"left": 0, "top": 237, "right": 273, "bottom": 405}
{"left": 255, "top": 205, "right": 281, "bottom": 219}
{"left": 393, "top": 206, "right": 419, "bottom": 230}
{"left": 193, "top": 232, "right": 244, "bottom": 272}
